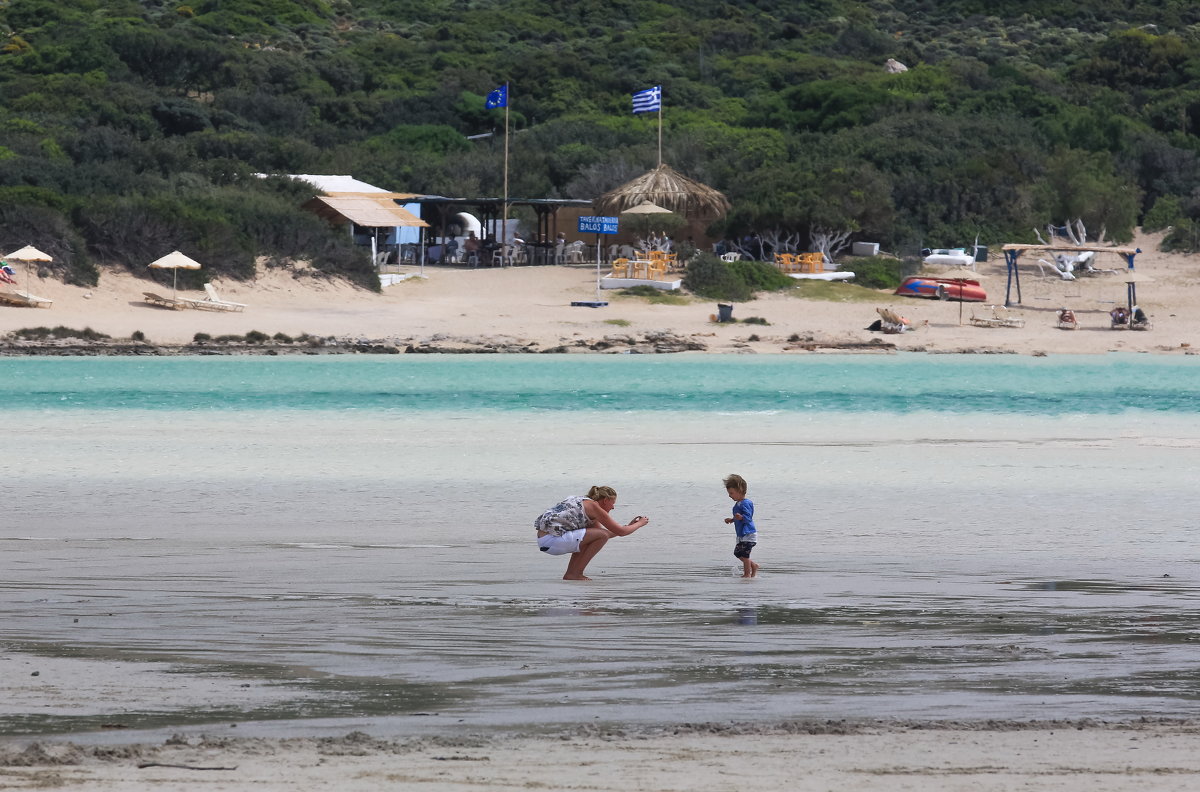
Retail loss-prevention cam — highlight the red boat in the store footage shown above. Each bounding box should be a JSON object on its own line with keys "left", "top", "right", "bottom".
{"left": 894, "top": 276, "right": 987, "bottom": 302}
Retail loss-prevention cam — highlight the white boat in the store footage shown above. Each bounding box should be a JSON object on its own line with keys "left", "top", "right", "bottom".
{"left": 786, "top": 271, "right": 854, "bottom": 281}
{"left": 921, "top": 248, "right": 975, "bottom": 268}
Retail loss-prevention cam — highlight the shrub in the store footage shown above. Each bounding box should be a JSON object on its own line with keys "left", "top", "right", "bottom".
{"left": 618, "top": 285, "right": 690, "bottom": 305}
{"left": 193, "top": 332, "right": 212, "bottom": 342}
{"left": 272, "top": 332, "right": 294, "bottom": 343}
{"left": 1143, "top": 195, "right": 1184, "bottom": 233}
{"left": 741, "top": 316, "right": 770, "bottom": 325}
{"left": 1162, "top": 219, "right": 1200, "bottom": 253}
{"left": 684, "top": 254, "right": 798, "bottom": 301}
{"left": 244, "top": 330, "right": 270, "bottom": 344}
{"left": 130, "top": 330, "right": 145, "bottom": 341}
{"left": 11, "top": 325, "right": 110, "bottom": 340}
{"left": 840, "top": 256, "right": 910, "bottom": 290}
{"left": 683, "top": 253, "right": 752, "bottom": 301}
{"left": 727, "top": 260, "right": 793, "bottom": 292}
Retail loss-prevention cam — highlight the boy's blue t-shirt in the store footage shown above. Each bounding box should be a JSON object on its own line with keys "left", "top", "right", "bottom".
{"left": 732, "top": 498, "right": 756, "bottom": 540}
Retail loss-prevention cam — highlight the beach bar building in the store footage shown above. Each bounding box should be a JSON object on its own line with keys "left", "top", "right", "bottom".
{"left": 289, "top": 174, "right": 428, "bottom": 264}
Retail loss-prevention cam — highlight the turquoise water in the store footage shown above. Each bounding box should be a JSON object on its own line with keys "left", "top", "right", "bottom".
{"left": 1, "top": 354, "right": 1198, "bottom": 413}
{"left": 3, "top": 354, "right": 1200, "bottom": 740}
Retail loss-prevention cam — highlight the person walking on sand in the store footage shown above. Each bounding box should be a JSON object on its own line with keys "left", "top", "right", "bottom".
{"left": 723, "top": 474, "right": 759, "bottom": 577}
{"left": 535, "top": 486, "right": 649, "bottom": 580}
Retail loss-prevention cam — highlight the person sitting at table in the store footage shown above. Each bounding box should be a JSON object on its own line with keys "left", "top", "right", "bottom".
{"left": 482, "top": 233, "right": 499, "bottom": 265}
{"left": 464, "top": 231, "right": 481, "bottom": 265}
{"left": 444, "top": 236, "right": 459, "bottom": 264}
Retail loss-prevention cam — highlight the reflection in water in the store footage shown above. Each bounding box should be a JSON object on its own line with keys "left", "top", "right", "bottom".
{"left": 737, "top": 607, "right": 758, "bottom": 626}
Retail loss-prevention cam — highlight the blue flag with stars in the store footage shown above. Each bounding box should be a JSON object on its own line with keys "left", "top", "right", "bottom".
{"left": 486, "top": 85, "right": 508, "bottom": 109}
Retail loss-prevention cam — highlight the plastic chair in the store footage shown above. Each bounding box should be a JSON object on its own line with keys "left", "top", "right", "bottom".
{"left": 611, "top": 258, "right": 629, "bottom": 278}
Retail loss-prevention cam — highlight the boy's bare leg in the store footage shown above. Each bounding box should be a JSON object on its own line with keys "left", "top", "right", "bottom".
{"left": 750, "top": 561, "right": 760, "bottom": 577}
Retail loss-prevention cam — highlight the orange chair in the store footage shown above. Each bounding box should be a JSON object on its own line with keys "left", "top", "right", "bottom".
{"left": 798, "top": 252, "right": 824, "bottom": 273}
{"left": 773, "top": 253, "right": 796, "bottom": 273}
{"left": 611, "top": 258, "right": 630, "bottom": 278}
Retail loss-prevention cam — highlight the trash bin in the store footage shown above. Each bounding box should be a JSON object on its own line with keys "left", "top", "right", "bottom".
{"left": 975, "top": 245, "right": 988, "bottom": 263}
{"left": 717, "top": 303, "right": 734, "bottom": 322}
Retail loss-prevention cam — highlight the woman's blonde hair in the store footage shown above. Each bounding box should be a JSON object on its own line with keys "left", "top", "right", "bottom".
{"left": 587, "top": 485, "right": 617, "bottom": 501}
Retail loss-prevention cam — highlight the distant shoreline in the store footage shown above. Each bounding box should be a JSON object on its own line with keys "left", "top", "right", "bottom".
{"left": 0, "top": 333, "right": 905, "bottom": 356}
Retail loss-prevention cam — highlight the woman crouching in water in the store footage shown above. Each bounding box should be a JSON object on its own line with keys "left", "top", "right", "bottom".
{"left": 535, "top": 486, "right": 649, "bottom": 580}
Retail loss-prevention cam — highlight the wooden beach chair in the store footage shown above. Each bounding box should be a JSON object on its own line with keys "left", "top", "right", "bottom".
{"left": 0, "top": 290, "right": 53, "bottom": 308}
{"left": 969, "top": 305, "right": 1025, "bottom": 328}
{"left": 142, "top": 291, "right": 194, "bottom": 310}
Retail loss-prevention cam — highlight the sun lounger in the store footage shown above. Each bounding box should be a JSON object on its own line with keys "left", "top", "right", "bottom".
{"left": 143, "top": 291, "right": 196, "bottom": 310}
{"left": 0, "top": 290, "right": 53, "bottom": 308}
{"left": 969, "top": 305, "right": 1025, "bottom": 328}
{"left": 200, "top": 283, "right": 247, "bottom": 312}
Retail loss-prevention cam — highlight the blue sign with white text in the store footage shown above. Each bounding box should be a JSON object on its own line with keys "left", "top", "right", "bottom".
{"left": 578, "top": 216, "right": 619, "bottom": 234}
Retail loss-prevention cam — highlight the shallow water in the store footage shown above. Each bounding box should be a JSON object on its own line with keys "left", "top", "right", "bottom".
{"left": 3, "top": 355, "right": 1200, "bottom": 738}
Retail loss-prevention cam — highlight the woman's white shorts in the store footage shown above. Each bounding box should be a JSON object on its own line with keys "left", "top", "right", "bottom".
{"left": 538, "top": 529, "right": 584, "bottom": 555}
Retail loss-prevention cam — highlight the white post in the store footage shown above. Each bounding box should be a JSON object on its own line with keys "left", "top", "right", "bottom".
{"left": 595, "top": 234, "right": 602, "bottom": 301}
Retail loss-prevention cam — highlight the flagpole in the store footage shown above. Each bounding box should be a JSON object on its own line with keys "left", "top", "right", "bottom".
{"left": 502, "top": 83, "right": 510, "bottom": 263}
{"left": 657, "top": 93, "right": 663, "bottom": 168}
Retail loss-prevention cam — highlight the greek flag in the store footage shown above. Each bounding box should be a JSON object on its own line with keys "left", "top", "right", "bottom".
{"left": 632, "top": 85, "right": 661, "bottom": 114}
{"left": 485, "top": 85, "right": 508, "bottom": 109}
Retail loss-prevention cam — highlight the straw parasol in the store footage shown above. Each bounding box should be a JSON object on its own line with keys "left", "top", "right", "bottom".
{"left": 941, "top": 267, "right": 987, "bottom": 325}
{"left": 148, "top": 250, "right": 202, "bottom": 300}
{"left": 3, "top": 245, "right": 53, "bottom": 294}
{"left": 595, "top": 164, "right": 731, "bottom": 218}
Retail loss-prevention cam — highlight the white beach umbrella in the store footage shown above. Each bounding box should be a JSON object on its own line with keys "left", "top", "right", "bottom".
{"left": 148, "top": 250, "right": 202, "bottom": 300}
{"left": 3, "top": 245, "right": 53, "bottom": 294}
{"left": 620, "top": 200, "right": 673, "bottom": 215}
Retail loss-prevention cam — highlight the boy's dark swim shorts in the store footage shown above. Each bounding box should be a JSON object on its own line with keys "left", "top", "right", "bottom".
{"left": 734, "top": 540, "right": 756, "bottom": 559}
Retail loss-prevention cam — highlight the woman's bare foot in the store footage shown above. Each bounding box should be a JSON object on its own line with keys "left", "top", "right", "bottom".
{"left": 563, "top": 574, "right": 591, "bottom": 581}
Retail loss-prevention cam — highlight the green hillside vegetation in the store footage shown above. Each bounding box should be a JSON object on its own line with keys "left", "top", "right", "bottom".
{"left": 2, "top": 0, "right": 1200, "bottom": 289}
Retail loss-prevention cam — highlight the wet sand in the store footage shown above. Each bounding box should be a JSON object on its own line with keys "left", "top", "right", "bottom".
{"left": 4, "top": 716, "right": 1200, "bottom": 791}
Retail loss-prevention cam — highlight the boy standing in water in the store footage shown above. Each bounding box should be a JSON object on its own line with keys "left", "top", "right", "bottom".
{"left": 723, "top": 474, "right": 759, "bottom": 577}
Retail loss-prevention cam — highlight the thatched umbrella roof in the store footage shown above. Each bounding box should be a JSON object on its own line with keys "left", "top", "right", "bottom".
{"left": 595, "top": 164, "right": 730, "bottom": 218}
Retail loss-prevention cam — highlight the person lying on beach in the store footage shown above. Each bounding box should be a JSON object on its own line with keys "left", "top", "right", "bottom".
{"left": 535, "top": 486, "right": 649, "bottom": 580}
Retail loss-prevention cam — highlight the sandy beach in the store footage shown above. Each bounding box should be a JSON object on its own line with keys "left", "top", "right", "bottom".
{"left": 4, "top": 706, "right": 1200, "bottom": 791}
{"left": 2, "top": 232, "right": 1196, "bottom": 355}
